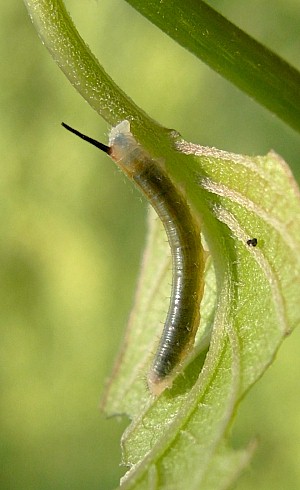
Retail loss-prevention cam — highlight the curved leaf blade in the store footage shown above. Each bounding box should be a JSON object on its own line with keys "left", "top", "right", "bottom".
{"left": 103, "top": 133, "right": 300, "bottom": 489}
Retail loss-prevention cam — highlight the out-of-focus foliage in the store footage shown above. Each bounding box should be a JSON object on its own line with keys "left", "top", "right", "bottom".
{"left": 1, "top": 1, "right": 300, "bottom": 489}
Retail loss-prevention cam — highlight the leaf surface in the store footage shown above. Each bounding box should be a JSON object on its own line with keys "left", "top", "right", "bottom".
{"left": 103, "top": 133, "right": 300, "bottom": 489}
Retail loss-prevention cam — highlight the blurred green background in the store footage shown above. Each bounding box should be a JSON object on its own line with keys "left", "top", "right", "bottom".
{"left": 1, "top": 1, "right": 300, "bottom": 489}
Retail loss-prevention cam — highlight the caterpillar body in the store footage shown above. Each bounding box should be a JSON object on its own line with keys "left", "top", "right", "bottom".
{"left": 62, "top": 120, "right": 205, "bottom": 395}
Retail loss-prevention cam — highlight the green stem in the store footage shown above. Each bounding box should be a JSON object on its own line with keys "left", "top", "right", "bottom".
{"left": 23, "top": 0, "right": 160, "bottom": 138}
{"left": 125, "top": 0, "right": 300, "bottom": 134}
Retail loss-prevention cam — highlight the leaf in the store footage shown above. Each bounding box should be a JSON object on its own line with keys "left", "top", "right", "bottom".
{"left": 102, "top": 132, "right": 300, "bottom": 489}
{"left": 22, "top": 2, "right": 300, "bottom": 487}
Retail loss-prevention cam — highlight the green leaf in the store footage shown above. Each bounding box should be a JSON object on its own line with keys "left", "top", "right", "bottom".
{"left": 23, "top": 2, "right": 300, "bottom": 487}
{"left": 125, "top": 0, "right": 300, "bottom": 134}
{"left": 102, "top": 132, "right": 300, "bottom": 489}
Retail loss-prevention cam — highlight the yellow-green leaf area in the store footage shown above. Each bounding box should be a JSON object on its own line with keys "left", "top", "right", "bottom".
{"left": 103, "top": 133, "right": 300, "bottom": 489}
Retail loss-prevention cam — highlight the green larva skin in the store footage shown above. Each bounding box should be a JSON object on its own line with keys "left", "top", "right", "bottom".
{"left": 62, "top": 120, "right": 205, "bottom": 396}
{"left": 135, "top": 162, "right": 204, "bottom": 394}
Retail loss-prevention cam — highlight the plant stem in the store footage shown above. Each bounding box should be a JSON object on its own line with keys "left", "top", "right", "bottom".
{"left": 126, "top": 0, "right": 300, "bottom": 134}
{"left": 23, "top": 0, "right": 159, "bottom": 138}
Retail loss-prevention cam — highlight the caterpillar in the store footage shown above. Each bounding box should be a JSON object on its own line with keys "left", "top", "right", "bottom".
{"left": 62, "top": 120, "right": 205, "bottom": 395}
